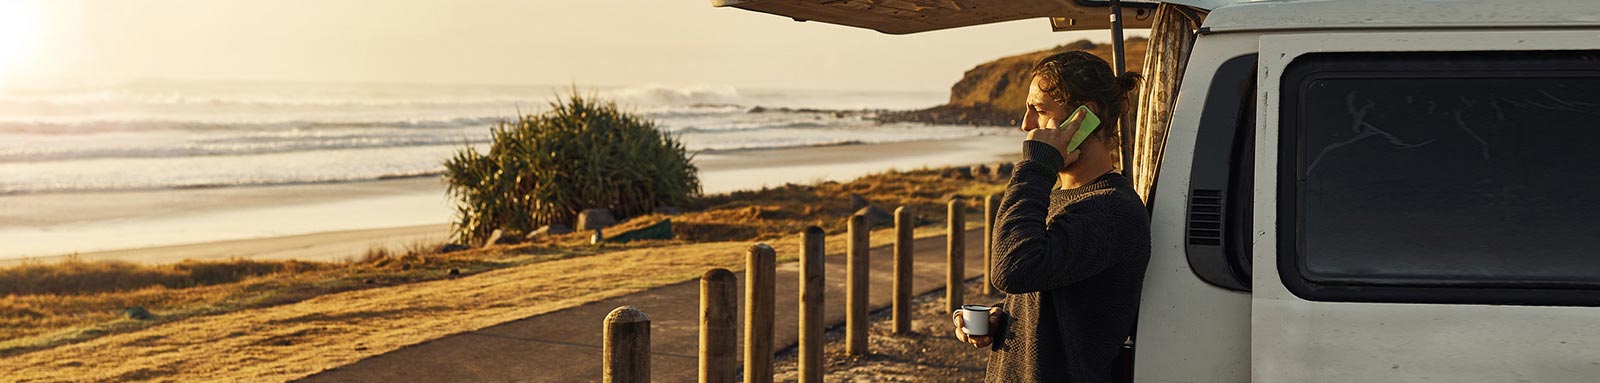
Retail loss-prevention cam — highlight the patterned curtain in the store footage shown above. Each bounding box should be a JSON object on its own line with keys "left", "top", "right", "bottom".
{"left": 1128, "top": 4, "right": 1203, "bottom": 204}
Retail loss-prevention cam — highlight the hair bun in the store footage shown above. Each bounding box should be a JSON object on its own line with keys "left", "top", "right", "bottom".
{"left": 1116, "top": 72, "right": 1144, "bottom": 93}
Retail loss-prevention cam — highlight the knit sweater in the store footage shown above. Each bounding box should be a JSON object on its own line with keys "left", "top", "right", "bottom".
{"left": 985, "top": 140, "right": 1151, "bottom": 383}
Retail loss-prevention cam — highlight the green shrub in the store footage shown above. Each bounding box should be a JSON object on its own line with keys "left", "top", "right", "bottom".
{"left": 443, "top": 92, "right": 700, "bottom": 245}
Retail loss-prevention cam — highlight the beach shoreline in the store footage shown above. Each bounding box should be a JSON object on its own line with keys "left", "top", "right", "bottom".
{"left": 1, "top": 133, "right": 1022, "bottom": 264}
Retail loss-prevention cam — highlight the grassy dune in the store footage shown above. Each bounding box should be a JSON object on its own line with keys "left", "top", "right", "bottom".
{"left": 0, "top": 167, "right": 1007, "bottom": 381}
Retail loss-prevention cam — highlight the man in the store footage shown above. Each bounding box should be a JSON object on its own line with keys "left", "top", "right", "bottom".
{"left": 952, "top": 51, "right": 1150, "bottom": 383}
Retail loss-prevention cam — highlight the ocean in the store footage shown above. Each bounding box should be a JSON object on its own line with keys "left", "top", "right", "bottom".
{"left": 0, "top": 81, "right": 1021, "bottom": 259}
{"left": 0, "top": 81, "right": 992, "bottom": 195}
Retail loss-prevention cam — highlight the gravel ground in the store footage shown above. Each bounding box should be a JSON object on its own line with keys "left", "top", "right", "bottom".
{"left": 772, "top": 279, "right": 1002, "bottom": 382}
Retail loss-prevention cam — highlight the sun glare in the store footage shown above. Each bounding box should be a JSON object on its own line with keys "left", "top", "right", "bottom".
{"left": 0, "top": 0, "right": 45, "bottom": 92}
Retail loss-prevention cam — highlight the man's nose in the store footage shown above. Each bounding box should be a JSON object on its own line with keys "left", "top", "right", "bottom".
{"left": 1020, "top": 109, "right": 1039, "bottom": 132}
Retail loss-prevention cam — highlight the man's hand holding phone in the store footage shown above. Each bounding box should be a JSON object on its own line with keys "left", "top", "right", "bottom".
{"left": 1024, "top": 106, "right": 1095, "bottom": 168}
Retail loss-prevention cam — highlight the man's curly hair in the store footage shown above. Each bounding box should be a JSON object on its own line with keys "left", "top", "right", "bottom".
{"left": 1030, "top": 51, "right": 1142, "bottom": 139}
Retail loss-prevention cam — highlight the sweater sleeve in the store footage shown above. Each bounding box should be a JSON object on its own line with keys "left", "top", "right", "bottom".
{"left": 989, "top": 141, "right": 1125, "bottom": 294}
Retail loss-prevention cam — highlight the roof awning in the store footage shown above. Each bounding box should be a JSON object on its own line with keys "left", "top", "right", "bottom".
{"left": 710, "top": 0, "right": 1194, "bottom": 34}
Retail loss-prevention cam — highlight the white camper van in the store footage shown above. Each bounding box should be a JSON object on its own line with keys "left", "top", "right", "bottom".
{"left": 710, "top": 1, "right": 1600, "bottom": 382}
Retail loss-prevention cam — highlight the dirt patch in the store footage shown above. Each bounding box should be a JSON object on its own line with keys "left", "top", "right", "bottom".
{"left": 772, "top": 279, "right": 1002, "bottom": 382}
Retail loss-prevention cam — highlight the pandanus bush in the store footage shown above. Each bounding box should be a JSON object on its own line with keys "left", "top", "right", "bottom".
{"left": 443, "top": 93, "right": 700, "bottom": 246}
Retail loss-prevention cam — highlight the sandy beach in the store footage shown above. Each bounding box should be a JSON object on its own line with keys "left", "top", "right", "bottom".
{"left": 1, "top": 132, "right": 1022, "bottom": 265}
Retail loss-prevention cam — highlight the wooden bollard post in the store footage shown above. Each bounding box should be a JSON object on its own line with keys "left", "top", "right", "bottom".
{"left": 984, "top": 193, "right": 1000, "bottom": 296}
{"left": 699, "top": 269, "right": 737, "bottom": 383}
{"left": 846, "top": 214, "right": 869, "bottom": 355}
{"left": 893, "top": 206, "right": 913, "bottom": 335}
{"left": 603, "top": 306, "right": 650, "bottom": 383}
{"left": 745, "top": 244, "right": 776, "bottom": 383}
{"left": 799, "top": 226, "right": 825, "bottom": 383}
{"left": 947, "top": 197, "right": 965, "bottom": 313}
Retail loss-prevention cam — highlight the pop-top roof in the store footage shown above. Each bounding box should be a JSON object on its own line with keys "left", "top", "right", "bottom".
{"left": 709, "top": 0, "right": 1235, "bottom": 34}
{"left": 712, "top": 0, "right": 1600, "bottom": 35}
{"left": 1203, "top": 0, "right": 1600, "bottom": 33}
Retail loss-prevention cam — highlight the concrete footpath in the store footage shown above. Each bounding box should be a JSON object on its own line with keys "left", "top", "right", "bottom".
{"left": 300, "top": 228, "right": 990, "bottom": 382}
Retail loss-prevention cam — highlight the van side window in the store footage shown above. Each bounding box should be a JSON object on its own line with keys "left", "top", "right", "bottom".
{"left": 1279, "top": 51, "right": 1600, "bottom": 306}
{"left": 1186, "top": 54, "right": 1256, "bottom": 292}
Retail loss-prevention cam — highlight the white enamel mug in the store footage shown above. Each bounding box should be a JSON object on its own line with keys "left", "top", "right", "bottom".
{"left": 958, "top": 304, "right": 991, "bottom": 336}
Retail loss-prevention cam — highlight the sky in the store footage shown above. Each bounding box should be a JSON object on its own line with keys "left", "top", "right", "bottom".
{"left": 0, "top": 0, "right": 1136, "bottom": 93}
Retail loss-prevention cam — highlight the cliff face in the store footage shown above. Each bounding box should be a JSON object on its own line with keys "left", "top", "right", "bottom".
{"left": 879, "top": 38, "right": 1148, "bottom": 127}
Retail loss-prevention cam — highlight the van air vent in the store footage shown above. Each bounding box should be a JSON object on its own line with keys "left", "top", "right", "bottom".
{"left": 1187, "top": 189, "right": 1224, "bottom": 246}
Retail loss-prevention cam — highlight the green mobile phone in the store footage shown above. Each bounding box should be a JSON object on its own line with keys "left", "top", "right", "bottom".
{"left": 1062, "top": 105, "right": 1101, "bottom": 152}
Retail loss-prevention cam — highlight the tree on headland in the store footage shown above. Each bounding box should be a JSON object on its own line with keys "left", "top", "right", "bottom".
{"left": 443, "top": 92, "right": 700, "bottom": 246}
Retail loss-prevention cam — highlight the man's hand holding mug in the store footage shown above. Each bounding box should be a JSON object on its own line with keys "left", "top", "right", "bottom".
{"left": 952, "top": 304, "right": 1004, "bottom": 349}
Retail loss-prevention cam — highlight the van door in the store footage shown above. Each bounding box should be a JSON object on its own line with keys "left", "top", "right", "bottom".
{"left": 1254, "top": 31, "right": 1600, "bottom": 382}
{"left": 1133, "top": 31, "right": 1257, "bottom": 383}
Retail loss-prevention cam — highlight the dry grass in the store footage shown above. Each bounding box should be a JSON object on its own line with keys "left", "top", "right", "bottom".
{"left": 676, "top": 168, "right": 1007, "bottom": 242}
{"left": 0, "top": 242, "right": 607, "bottom": 356}
{"left": 0, "top": 257, "right": 327, "bottom": 296}
{"left": 0, "top": 166, "right": 1007, "bottom": 367}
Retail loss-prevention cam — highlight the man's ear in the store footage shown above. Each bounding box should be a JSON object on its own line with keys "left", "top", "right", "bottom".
{"left": 1087, "top": 101, "right": 1109, "bottom": 117}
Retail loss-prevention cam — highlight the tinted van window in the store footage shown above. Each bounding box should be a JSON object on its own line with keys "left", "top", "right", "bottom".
{"left": 1281, "top": 51, "right": 1600, "bottom": 305}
